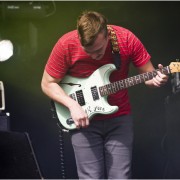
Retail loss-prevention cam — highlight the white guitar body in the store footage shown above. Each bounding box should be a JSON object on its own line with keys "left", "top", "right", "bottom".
{"left": 54, "top": 64, "right": 119, "bottom": 130}
{"left": 54, "top": 61, "right": 179, "bottom": 130}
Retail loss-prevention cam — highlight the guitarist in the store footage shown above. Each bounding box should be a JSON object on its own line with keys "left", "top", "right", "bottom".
{"left": 41, "top": 11, "right": 168, "bottom": 179}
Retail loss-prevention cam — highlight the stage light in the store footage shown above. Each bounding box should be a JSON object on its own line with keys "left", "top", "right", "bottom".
{"left": 0, "top": 40, "right": 13, "bottom": 62}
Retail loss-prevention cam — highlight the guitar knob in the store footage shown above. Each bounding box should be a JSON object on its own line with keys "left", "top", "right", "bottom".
{"left": 66, "top": 118, "right": 74, "bottom": 125}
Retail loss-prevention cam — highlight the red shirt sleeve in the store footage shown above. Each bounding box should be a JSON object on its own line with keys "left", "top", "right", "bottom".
{"left": 127, "top": 31, "right": 151, "bottom": 67}
{"left": 45, "top": 38, "right": 69, "bottom": 79}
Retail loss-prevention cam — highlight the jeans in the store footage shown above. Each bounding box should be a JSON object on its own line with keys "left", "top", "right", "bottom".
{"left": 70, "top": 114, "right": 134, "bottom": 179}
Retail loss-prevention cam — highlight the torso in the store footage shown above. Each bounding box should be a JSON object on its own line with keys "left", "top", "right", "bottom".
{"left": 45, "top": 25, "right": 151, "bottom": 120}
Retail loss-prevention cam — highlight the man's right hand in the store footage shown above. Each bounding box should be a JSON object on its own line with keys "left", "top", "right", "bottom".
{"left": 69, "top": 102, "right": 89, "bottom": 129}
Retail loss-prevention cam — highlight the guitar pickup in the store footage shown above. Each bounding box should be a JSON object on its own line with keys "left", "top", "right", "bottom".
{"left": 91, "top": 86, "right": 99, "bottom": 101}
{"left": 76, "top": 90, "right": 85, "bottom": 106}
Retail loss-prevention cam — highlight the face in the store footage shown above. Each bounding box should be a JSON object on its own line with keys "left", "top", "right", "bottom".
{"left": 82, "top": 32, "right": 109, "bottom": 60}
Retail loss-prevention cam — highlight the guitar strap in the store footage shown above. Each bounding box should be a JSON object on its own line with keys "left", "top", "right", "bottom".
{"left": 107, "top": 25, "right": 121, "bottom": 70}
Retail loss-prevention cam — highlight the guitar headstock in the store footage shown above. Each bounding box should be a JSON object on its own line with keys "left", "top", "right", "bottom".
{"left": 169, "top": 62, "right": 180, "bottom": 73}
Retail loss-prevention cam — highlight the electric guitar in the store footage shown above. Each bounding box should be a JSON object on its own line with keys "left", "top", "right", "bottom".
{"left": 54, "top": 62, "right": 180, "bottom": 130}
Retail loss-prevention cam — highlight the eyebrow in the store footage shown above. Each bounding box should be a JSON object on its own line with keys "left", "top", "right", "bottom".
{"left": 84, "top": 45, "right": 104, "bottom": 54}
{"left": 83, "top": 35, "right": 108, "bottom": 54}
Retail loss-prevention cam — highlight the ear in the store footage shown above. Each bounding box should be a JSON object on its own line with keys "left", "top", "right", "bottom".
{"left": 77, "top": 32, "right": 81, "bottom": 40}
{"left": 77, "top": 33, "right": 83, "bottom": 46}
{"left": 107, "top": 28, "right": 111, "bottom": 40}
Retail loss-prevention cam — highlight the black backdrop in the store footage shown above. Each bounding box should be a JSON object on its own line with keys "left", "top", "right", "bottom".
{"left": 0, "top": 1, "right": 180, "bottom": 178}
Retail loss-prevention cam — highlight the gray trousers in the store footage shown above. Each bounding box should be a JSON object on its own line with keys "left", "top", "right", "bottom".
{"left": 70, "top": 114, "right": 134, "bottom": 179}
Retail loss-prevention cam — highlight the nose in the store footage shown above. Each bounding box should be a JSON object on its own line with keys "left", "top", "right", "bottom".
{"left": 89, "top": 52, "right": 99, "bottom": 60}
{"left": 91, "top": 54, "right": 97, "bottom": 59}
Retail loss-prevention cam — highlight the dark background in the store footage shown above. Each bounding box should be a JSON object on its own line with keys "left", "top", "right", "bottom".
{"left": 0, "top": 1, "right": 180, "bottom": 179}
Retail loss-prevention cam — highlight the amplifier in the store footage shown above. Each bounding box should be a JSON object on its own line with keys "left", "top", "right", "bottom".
{"left": 0, "top": 112, "right": 10, "bottom": 131}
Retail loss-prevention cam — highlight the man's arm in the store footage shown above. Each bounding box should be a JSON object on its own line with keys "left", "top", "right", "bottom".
{"left": 136, "top": 60, "right": 169, "bottom": 88}
{"left": 41, "top": 70, "right": 89, "bottom": 128}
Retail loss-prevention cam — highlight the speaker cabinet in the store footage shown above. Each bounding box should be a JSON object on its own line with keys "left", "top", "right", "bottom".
{"left": 0, "top": 131, "right": 42, "bottom": 179}
{"left": 0, "top": 112, "right": 10, "bottom": 131}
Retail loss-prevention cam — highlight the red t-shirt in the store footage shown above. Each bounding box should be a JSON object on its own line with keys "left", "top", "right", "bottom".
{"left": 45, "top": 25, "right": 151, "bottom": 120}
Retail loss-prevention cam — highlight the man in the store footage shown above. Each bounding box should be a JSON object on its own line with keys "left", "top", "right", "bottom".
{"left": 41, "top": 11, "right": 168, "bottom": 179}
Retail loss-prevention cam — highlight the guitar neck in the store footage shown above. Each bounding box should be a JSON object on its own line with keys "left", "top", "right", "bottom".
{"left": 99, "top": 66, "right": 170, "bottom": 96}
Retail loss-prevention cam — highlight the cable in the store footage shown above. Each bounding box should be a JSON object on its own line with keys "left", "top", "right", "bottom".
{"left": 50, "top": 100, "right": 67, "bottom": 179}
{"left": 57, "top": 123, "right": 66, "bottom": 179}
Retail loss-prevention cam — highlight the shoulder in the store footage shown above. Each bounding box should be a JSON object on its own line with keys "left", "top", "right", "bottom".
{"left": 109, "top": 25, "right": 138, "bottom": 43}
{"left": 110, "top": 25, "right": 133, "bottom": 36}
{"left": 57, "top": 30, "right": 79, "bottom": 46}
{"left": 110, "top": 25, "right": 144, "bottom": 47}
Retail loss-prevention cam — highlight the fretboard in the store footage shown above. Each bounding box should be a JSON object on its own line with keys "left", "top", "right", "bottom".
{"left": 99, "top": 66, "right": 170, "bottom": 96}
